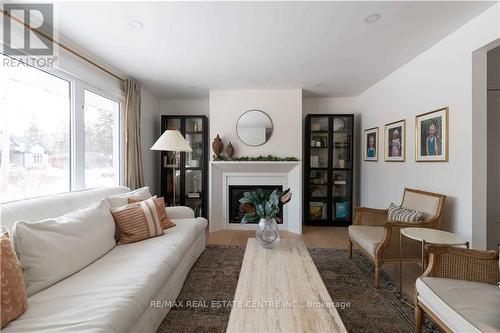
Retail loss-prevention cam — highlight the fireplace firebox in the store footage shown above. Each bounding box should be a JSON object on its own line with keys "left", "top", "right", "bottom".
{"left": 228, "top": 185, "right": 283, "bottom": 224}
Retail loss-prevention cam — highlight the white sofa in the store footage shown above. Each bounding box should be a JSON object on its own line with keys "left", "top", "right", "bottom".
{"left": 1, "top": 186, "right": 208, "bottom": 333}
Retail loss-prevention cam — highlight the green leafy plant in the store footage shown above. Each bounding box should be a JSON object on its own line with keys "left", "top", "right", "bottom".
{"left": 239, "top": 188, "right": 292, "bottom": 223}
{"left": 213, "top": 154, "right": 298, "bottom": 162}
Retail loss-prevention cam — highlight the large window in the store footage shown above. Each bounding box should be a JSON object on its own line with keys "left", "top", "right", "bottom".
{"left": 84, "top": 90, "right": 120, "bottom": 188}
{"left": 0, "top": 55, "right": 122, "bottom": 203}
{"left": 1, "top": 60, "right": 71, "bottom": 202}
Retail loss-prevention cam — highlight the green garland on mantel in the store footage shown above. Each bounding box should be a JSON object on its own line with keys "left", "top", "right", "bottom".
{"left": 213, "top": 154, "right": 299, "bottom": 162}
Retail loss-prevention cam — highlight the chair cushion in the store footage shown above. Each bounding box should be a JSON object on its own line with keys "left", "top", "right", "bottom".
{"left": 416, "top": 277, "right": 500, "bottom": 333}
{"left": 402, "top": 191, "right": 440, "bottom": 219}
{"left": 348, "top": 225, "right": 384, "bottom": 256}
{"left": 2, "top": 217, "right": 207, "bottom": 333}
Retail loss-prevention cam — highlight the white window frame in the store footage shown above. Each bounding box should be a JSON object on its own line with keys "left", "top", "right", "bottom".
{"left": 44, "top": 68, "right": 124, "bottom": 191}
{"left": 80, "top": 85, "right": 124, "bottom": 189}
{"left": 1, "top": 53, "right": 124, "bottom": 198}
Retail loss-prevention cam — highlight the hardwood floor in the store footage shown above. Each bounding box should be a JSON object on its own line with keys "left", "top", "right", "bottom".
{"left": 207, "top": 226, "right": 421, "bottom": 297}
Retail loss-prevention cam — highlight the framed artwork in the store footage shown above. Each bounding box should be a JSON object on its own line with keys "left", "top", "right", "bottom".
{"left": 363, "top": 127, "right": 379, "bottom": 161}
{"left": 415, "top": 107, "right": 449, "bottom": 162}
{"left": 384, "top": 119, "right": 406, "bottom": 162}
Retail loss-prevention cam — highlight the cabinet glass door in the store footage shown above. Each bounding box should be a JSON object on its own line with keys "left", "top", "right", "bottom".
{"left": 332, "top": 116, "right": 352, "bottom": 169}
{"left": 309, "top": 116, "right": 329, "bottom": 169}
{"left": 185, "top": 169, "right": 203, "bottom": 217}
{"left": 184, "top": 118, "right": 204, "bottom": 169}
{"left": 164, "top": 118, "right": 181, "bottom": 206}
{"left": 332, "top": 170, "right": 352, "bottom": 222}
{"left": 308, "top": 116, "right": 330, "bottom": 221}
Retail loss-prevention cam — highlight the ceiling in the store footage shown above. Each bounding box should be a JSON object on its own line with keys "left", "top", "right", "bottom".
{"left": 52, "top": 1, "right": 495, "bottom": 99}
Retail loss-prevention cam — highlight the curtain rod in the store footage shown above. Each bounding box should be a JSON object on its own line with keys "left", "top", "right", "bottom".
{"left": 2, "top": 10, "right": 125, "bottom": 83}
{"left": 488, "top": 88, "right": 500, "bottom": 91}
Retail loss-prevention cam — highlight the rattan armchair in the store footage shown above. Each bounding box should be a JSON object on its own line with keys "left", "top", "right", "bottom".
{"left": 415, "top": 245, "right": 500, "bottom": 332}
{"left": 348, "top": 188, "right": 446, "bottom": 287}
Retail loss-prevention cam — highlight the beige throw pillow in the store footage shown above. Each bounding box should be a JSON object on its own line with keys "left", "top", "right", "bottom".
{"left": 128, "top": 196, "right": 176, "bottom": 230}
{"left": 1, "top": 234, "right": 28, "bottom": 328}
{"left": 111, "top": 196, "right": 164, "bottom": 244}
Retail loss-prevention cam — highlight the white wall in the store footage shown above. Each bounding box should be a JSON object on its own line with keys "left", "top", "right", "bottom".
{"left": 356, "top": 4, "right": 500, "bottom": 247}
{"left": 160, "top": 98, "right": 209, "bottom": 116}
{"left": 208, "top": 89, "right": 303, "bottom": 234}
{"left": 209, "top": 89, "right": 303, "bottom": 159}
{"left": 302, "top": 97, "right": 357, "bottom": 115}
{"left": 141, "top": 89, "right": 161, "bottom": 196}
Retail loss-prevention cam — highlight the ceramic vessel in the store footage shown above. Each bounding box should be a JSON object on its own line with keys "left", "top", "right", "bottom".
{"left": 226, "top": 142, "right": 235, "bottom": 158}
{"left": 212, "top": 134, "right": 223, "bottom": 159}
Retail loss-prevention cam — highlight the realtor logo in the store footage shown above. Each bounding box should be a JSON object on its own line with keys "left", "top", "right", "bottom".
{"left": 3, "top": 3, "right": 54, "bottom": 56}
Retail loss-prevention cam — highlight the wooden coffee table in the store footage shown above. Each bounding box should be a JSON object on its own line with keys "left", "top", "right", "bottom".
{"left": 226, "top": 238, "right": 346, "bottom": 333}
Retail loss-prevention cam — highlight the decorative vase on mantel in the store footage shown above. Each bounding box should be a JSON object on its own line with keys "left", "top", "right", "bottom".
{"left": 226, "top": 142, "right": 235, "bottom": 158}
{"left": 256, "top": 217, "right": 280, "bottom": 249}
{"left": 212, "top": 134, "right": 223, "bottom": 160}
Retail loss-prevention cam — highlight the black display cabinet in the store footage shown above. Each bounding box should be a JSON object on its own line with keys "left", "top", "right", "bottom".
{"left": 160, "top": 115, "right": 208, "bottom": 218}
{"left": 304, "top": 114, "right": 354, "bottom": 226}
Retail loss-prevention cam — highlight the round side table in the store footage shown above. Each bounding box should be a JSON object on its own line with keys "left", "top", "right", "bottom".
{"left": 399, "top": 227, "right": 468, "bottom": 295}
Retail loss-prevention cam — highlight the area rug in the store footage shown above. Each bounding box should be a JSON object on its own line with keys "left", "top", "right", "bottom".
{"left": 158, "top": 245, "right": 442, "bottom": 333}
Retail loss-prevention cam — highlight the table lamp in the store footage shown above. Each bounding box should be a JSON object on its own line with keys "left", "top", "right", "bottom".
{"left": 151, "top": 130, "right": 192, "bottom": 205}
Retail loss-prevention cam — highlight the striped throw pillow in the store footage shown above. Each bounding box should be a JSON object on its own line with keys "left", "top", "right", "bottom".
{"left": 128, "top": 196, "right": 176, "bottom": 230}
{"left": 111, "top": 196, "right": 164, "bottom": 244}
{"left": 387, "top": 203, "right": 424, "bottom": 223}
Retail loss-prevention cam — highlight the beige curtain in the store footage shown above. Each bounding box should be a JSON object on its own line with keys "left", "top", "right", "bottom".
{"left": 124, "top": 80, "right": 144, "bottom": 189}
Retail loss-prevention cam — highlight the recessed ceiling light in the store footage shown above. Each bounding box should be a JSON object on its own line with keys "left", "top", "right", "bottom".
{"left": 129, "top": 20, "right": 143, "bottom": 29}
{"left": 363, "top": 13, "right": 381, "bottom": 24}
{"left": 315, "top": 83, "right": 324, "bottom": 87}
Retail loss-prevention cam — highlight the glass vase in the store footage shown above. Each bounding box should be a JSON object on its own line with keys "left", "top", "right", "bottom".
{"left": 256, "top": 217, "right": 280, "bottom": 249}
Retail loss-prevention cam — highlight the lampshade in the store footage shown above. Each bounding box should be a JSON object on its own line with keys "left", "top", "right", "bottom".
{"left": 150, "top": 130, "right": 192, "bottom": 152}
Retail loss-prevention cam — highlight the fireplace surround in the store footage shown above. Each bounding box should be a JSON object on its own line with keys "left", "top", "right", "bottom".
{"left": 209, "top": 160, "right": 302, "bottom": 233}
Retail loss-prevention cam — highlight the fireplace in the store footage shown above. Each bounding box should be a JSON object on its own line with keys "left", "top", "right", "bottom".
{"left": 228, "top": 185, "right": 283, "bottom": 224}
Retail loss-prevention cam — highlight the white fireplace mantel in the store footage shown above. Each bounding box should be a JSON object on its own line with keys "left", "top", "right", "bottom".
{"left": 209, "top": 161, "right": 302, "bottom": 234}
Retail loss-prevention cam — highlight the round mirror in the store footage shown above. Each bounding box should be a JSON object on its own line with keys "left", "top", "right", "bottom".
{"left": 236, "top": 110, "right": 273, "bottom": 146}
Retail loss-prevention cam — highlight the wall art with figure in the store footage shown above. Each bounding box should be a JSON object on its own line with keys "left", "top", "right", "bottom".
{"left": 364, "top": 127, "right": 378, "bottom": 161}
{"left": 415, "top": 107, "right": 448, "bottom": 162}
{"left": 384, "top": 119, "right": 405, "bottom": 162}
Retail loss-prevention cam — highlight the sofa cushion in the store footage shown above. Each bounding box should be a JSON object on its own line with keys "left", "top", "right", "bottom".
{"left": 2, "top": 217, "right": 207, "bottom": 333}
{"left": 128, "top": 196, "right": 176, "bottom": 230}
{"left": 106, "top": 186, "right": 152, "bottom": 208}
{"left": 1, "top": 234, "right": 28, "bottom": 328}
{"left": 111, "top": 197, "right": 164, "bottom": 244}
{"left": 416, "top": 277, "right": 500, "bottom": 333}
{"left": 348, "top": 225, "right": 384, "bottom": 256}
{"left": 12, "top": 200, "right": 116, "bottom": 297}
{"left": 1, "top": 186, "right": 129, "bottom": 233}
